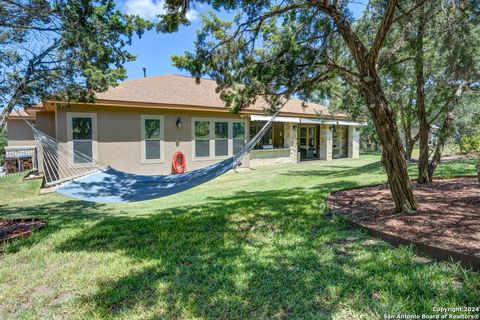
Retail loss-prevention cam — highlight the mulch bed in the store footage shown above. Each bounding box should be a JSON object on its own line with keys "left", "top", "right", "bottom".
{"left": 327, "top": 177, "right": 480, "bottom": 269}
{"left": 0, "top": 219, "right": 46, "bottom": 243}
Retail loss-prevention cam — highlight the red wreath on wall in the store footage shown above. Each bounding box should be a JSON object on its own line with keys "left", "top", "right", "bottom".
{"left": 172, "top": 151, "right": 186, "bottom": 174}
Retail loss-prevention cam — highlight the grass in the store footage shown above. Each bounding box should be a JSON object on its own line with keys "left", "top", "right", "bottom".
{"left": 0, "top": 154, "right": 479, "bottom": 319}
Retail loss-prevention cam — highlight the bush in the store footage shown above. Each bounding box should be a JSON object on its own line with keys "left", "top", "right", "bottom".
{"left": 443, "top": 138, "right": 460, "bottom": 156}
{"left": 460, "top": 134, "right": 480, "bottom": 157}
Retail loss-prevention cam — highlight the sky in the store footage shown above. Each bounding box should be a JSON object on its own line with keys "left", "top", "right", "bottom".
{"left": 119, "top": 0, "right": 367, "bottom": 80}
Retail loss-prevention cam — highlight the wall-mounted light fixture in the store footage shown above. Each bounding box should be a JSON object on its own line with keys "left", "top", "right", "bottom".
{"left": 176, "top": 117, "right": 182, "bottom": 129}
{"left": 293, "top": 125, "right": 298, "bottom": 131}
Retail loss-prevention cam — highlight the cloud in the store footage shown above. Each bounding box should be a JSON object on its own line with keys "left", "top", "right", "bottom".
{"left": 185, "top": 9, "right": 199, "bottom": 21}
{"left": 124, "top": 0, "right": 165, "bottom": 19}
{"left": 124, "top": 0, "right": 198, "bottom": 21}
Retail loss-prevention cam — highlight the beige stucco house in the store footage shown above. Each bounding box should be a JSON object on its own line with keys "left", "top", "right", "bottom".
{"left": 5, "top": 74, "right": 363, "bottom": 176}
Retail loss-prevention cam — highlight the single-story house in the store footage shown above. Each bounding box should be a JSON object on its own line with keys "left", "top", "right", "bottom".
{"left": 6, "top": 74, "right": 363, "bottom": 176}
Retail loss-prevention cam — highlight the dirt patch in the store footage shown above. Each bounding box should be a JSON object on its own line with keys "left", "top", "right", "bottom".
{"left": 0, "top": 219, "right": 46, "bottom": 242}
{"left": 327, "top": 177, "right": 480, "bottom": 259}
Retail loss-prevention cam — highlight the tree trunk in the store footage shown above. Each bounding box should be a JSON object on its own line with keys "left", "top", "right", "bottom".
{"left": 363, "top": 82, "right": 418, "bottom": 213}
{"left": 414, "top": 11, "right": 430, "bottom": 183}
{"left": 398, "top": 90, "right": 417, "bottom": 160}
{"left": 428, "top": 81, "right": 468, "bottom": 179}
{"left": 0, "top": 82, "right": 26, "bottom": 133}
{"left": 320, "top": 0, "right": 416, "bottom": 212}
{"left": 428, "top": 111, "right": 452, "bottom": 180}
{"left": 405, "top": 138, "right": 416, "bottom": 160}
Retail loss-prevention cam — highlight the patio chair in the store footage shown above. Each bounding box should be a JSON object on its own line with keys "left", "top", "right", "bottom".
{"left": 22, "top": 159, "right": 32, "bottom": 171}
{"left": 6, "top": 161, "right": 17, "bottom": 173}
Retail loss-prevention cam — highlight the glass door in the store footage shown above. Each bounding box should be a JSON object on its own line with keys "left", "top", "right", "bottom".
{"left": 332, "top": 125, "right": 349, "bottom": 159}
{"left": 299, "top": 126, "right": 317, "bottom": 160}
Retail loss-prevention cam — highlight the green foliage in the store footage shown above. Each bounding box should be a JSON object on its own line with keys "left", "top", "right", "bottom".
{"left": 360, "top": 122, "right": 381, "bottom": 151}
{"left": 0, "top": 0, "right": 153, "bottom": 126}
{"left": 331, "top": 1, "right": 480, "bottom": 156}
{"left": 460, "top": 134, "right": 480, "bottom": 154}
{"left": 171, "top": 4, "right": 361, "bottom": 113}
{"left": 454, "top": 96, "right": 480, "bottom": 137}
{"left": 443, "top": 138, "right": 461, "bottom": 157}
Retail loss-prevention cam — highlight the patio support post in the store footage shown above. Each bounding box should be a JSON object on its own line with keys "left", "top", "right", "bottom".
{"left": 348, "top": 126, "right": 360, "bottom": 159}
{"left": 325, "top": 126, "right": 333, "bottom": 161}
{"left": 285, "top": 123, "right": 298, "bottom": 164}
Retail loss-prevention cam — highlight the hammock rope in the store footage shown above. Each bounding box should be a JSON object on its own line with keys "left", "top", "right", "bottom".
{"left": 26, "top": 107, "right": 281, "bottom": 203}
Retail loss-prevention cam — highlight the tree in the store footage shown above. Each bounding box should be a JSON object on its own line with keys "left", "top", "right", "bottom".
{"left": 358, "top": 0, "right": 480, "bottom": 180}
{"left": 410, "top": 2, "right": 480, "bottom": 181}
{"left": 0, "top": 0, "right": 153, "bottom": 132}
{"left": 168, "top": 1, "right": 423, "bottom": 212}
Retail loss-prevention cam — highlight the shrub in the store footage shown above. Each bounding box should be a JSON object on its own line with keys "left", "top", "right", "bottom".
{"left": 460, "top": 134, "right": 480, "bottom": 158}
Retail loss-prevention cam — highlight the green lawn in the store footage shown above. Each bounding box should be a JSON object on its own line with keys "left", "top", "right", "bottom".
{"left": 0, "top": 154, "right": 479, "bottom": 319}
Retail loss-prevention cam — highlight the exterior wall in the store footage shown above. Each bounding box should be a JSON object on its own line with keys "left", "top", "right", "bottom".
{"left": 249, "top": 149, "right": 292, "bottom": 167}
{"left": 348, "top": 126, "right": 360, "bottom": 159}
{"left": 9, "top": 103, "right": 363, "bottom": 175}
{"left": 7, "top": 119, "right": 36, "bottom": 147}
{"left": 36, "top": 112, "right": 56, "bottom": 138}
{"left": 55, "top": 104, "right": 249, "bottom": 175}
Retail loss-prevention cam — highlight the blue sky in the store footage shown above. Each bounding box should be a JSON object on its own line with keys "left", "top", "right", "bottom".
{"left": 120, "top": 0, "right": 367, "bottom": 80}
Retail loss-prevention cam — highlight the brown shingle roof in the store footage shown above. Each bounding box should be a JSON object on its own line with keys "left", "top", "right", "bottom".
{"left": 8, "top": 104, "right": 44, "bottom": 119}
{"left": 96, "top": 74, "right": 344, "bottom": 118}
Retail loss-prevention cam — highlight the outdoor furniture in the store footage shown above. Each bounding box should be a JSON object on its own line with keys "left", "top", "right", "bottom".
{"left": 6, "top": 159, "right": 17, "bottom": 173}
{"left": 22, "top": 159, "right": 33, "bottom": 171}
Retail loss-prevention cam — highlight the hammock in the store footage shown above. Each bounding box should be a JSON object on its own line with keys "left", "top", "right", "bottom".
{"left": 26, "top": 110, "right": 279, "bottom": 203}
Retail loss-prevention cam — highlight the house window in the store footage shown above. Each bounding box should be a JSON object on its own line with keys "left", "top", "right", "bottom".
{"left": 141, "top": 115, "right": 164, "bottom": 162}
{"left": 299, "top": 127, "right": 307, "bottom": 147}
{"left": 214, "top": 121, "right": 228, "bottom": 156}
{"left": 193, "top": 118, "right": 246, "bottom": 159}
{"left": 195, "top": 120, "right": 210, "bottom": 157}
{"left": 68, "top": 114, "right": 96, "bottom": 164}
{"left": 233, "top": 122, "right": 246, "bottom": 154}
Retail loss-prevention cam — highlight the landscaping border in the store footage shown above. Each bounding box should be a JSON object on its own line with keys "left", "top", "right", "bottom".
{"left": 0, "top": 218, "right": 46, "bottom": 243}
{"left": 326, "top": 175, "right": 480, "bottom": 272}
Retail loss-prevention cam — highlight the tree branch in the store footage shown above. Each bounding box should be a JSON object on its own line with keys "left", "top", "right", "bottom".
{"left": 368, "top": 0, "right": 398, "bottom": 64}
{"left": 0, "top": 39, "right": 60, "bottom": 131}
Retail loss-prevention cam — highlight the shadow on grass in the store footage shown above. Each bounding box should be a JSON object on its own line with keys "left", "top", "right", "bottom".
{"left": 282, "top": 161, "right": 385, "bottom": 178}
{"left": 47, "top": 181, "right": 475, "bottom": 319}
{"left": 2, "top": 159, "right": 478, "bottom": 318}
{"left": 0, "top": 200, "right": 108, "bottom": 253}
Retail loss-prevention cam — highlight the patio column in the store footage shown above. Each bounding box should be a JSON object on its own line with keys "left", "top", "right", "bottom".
{"left": 320, "top": 125, "right": 332, "bottom": 161}
{"left": 348, "top": 126, "right": 360, "bottom": 159}
{"left": 284, "top": 123, "right": 298, "bottom": 163}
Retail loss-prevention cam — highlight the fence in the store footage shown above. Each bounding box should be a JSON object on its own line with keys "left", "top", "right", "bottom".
{"left": 0, "top": 146, "right": 38, "bottom": 179}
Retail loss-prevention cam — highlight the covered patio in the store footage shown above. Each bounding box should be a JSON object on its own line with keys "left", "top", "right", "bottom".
{"left": 248, "top": 115, "right": 364, "bottom": 167}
